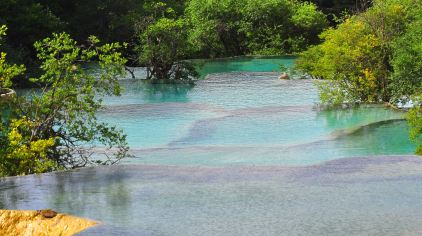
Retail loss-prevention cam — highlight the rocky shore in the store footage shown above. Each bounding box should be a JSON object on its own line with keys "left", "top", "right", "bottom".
{"left": 0, "top": 210, "right": 97, "bottom": 236}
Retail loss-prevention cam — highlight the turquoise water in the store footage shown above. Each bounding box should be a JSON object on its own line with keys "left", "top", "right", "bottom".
{"left": 193, "top": 56, "right": 296, "bottom": 78}
{"left": 2, "top": 57, "right": 421, "bottom": 235}
{"left": 16, "top": 57, "right": 416, "bottom": 164}
{"left": 97, "top": 59, "right": 415, "bottom": 165}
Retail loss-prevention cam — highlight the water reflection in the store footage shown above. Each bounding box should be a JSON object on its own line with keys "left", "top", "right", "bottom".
{"left": 140, "top": 82, "right": 195, "bottom": 103}
{"left": 100, "top": 76, "right": 414, "bottom": 165}
{"left": 316, "top": 105, "right": 404, "bottom": 130}
{"left": 2, "top": 157, "right": 422, "bottom": 235}
{"left": 119, "top": 80, "right": 195, "bottom": 103}
{"left": 193, "top": 56, "right": 296, "bottom": 79}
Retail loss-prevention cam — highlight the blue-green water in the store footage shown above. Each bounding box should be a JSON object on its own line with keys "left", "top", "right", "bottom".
{"left": 2, "top": 57, "right": 420, "bottom": 235}
{"left": 98, "top": 59, "right": 415, "bottom": 166}
{"left": 193, "top": 56, "right": 296, "bottom": 78}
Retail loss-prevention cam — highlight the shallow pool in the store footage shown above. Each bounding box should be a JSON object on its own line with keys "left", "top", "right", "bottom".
{"left": 3, "top": 57, "right": 420, "bottom": 235}
{"left": 2, "top": 157, "right": 422, "bottom": 236}
{"left": 98, "top": 59, "right": 415, "bottom": 166}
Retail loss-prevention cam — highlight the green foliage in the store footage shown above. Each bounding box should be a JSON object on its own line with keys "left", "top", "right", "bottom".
{"left": 29, "top": 33, "right": 129, "bottom": 167}
{"left": 0, "top": 1, "right": 64, "bottom": 66}
{"left": 0, "top": 117, "right": 57, "bottom": 176}
{"left": 185, "top": 0, "right": 243, "bottom": 57}
{"left": 296, "top": 0, "right": 421, "bottom": 106}
{"left": 290, "top": 2, "right": 328, "bottom": 51}
{"left": 185, "top": 0, "right": 328, "bottom": 57}
{"left": 0, "top": 26, "right": 25, "bottom": 88}
{"left": 309, "top": 0, "right": 372, "bottom": 17}
{"left": 0, "top": 0, "right": 190, "bottom": 69}
{"left": 390, "top": 18, "right": 422, "bottom": 101}
{"left": 297, "top": 18, "right": 384, "bottom": 105}
{"left": 0, "top": 0, "right": 368, "bottom": 73}
{"left": 407, "top": 96, "right": 422, "bottom": 155}
{"left": 292, "top": 2, "right": 328, "bottom": 29}
{"left": 298, "top": 0, "right": 422, "bottom": 155}
{"left": 138, "top": 18, "right": 198, "bottom": 81}
{"left": 0, "top": 31, "right": 130, "bottom": 176}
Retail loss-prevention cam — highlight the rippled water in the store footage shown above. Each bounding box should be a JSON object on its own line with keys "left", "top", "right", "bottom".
{"left": 3, "top": 57, "right": 420, "bottom": 235}
{"left": 98, "top": 65, "right": 414, "bottom": 166}
{"left": 2, "top": 157, "right": 422, "bottom": 236}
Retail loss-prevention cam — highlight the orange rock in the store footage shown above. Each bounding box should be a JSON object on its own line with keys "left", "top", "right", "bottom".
{"left": 0, "top": 210, "right": 97, "bottom": 236}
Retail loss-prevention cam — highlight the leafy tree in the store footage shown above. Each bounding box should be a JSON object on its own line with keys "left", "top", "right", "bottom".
{"left": 240, "top": 0, "right": 294, "bottom": 55}
{"left": 0, "top": 0, "right": 64, "bottom": 67}
{"left": 397, "top": 10, "right": 422, "bottom": 155}
{"left": 407, "top": 96, "right": 422, "bottom": 155}
{"left": 0, "top": 25, "right": 53, "bottom": 176}
{"left": 0, "top": 117, "right": 57, "bottom": 176}
{"left": 311, "top": 0, "right": 372, "bottom": 13}
{"left": 138, "top": 18, "right": 198, "bottom": 81}
{"left": 0, "top": 32, "right": 130, "bottom": 176}
{"left": 185, "top": 0, "right": 244, "bottom": 57}
{"left": 186, "top": 0, "right": 328, "bottom": 57}
{"left": 297, "top": 0, "right": 422, "bottom": 155}
{"left": 297, "top": 18, "right": 384, "bottom": 104}
{"left": 296, "top": 0, "right": 420, "bottom": 106}
{"left": 390, "top": 18, "right": 422, "bottom": 101}
{"left": 290, "top": 2, "right": 328, "bottom": 51}
{"left": 0, "top": 26, "right": 26, "bottom": 89}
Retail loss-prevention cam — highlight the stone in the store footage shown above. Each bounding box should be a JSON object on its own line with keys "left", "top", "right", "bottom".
{"left": 37, "top": 209, "right": 57, "bottom": 218}
{"left": 0, "top": 210, "right": 97, "bottom": 236}
{"left": 0, "top": 88, "right": 16, "bottom": 101}
{"left": 278, "top": 73, "right": 289, "bottom": 80}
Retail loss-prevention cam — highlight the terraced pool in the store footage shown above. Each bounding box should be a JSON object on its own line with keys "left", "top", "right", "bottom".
{"left": 2, "top": 57, "right": 420, "bottom": 235}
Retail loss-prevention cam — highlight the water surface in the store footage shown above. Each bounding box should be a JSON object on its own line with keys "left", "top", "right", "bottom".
{"left": 3, "top": 57, "right": 419, "bottom": 235}
{"left": 98, "top": 62, "right": 415, "bottom": 166}
{"left": 1, "top": 157, "right": 422, "bottom": 236}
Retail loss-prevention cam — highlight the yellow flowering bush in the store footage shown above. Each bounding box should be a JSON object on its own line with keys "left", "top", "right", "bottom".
{"left": 0, "top": 117, "right": 57, "bottom": 176}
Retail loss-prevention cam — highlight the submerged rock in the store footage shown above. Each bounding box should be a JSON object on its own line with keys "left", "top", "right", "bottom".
{"left": 278, "top": 72, "right": 289, "bottom": 80}
{"left": 0, "top": 88, "right": 16, "bottom": 101}
{"left": 0, "top": 210, "right": 97, "bottom": 236}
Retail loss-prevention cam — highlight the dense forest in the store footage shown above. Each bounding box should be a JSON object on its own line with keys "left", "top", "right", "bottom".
{"left": 0, "top": 0, "right": 362, "bottom": 82}
{"left": 0, "top": 0, "right": 421, "bottom": 176}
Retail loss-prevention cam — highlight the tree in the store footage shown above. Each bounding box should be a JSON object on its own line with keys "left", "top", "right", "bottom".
{"left": 185, "top": 0, "right": 244, "bottom": 57}
{"left": 0, "top": 117, "right": 57, "bottom": 176}
{"left": 186, "top": 0, "right": 328, "bottom": 57}
{"left": 297, "top": 0, "right": 422, "bottom": 155}
{"left": 138, "top": 18, "right": 198, "bottom": 82}
{"left": 0, "top": 25, "right": 25, "bottom": 89}
{"left": 390, "top": 18, "right": 422, "bottom": 102}
{"left": 0, "top": 0, "right": 189, "bottom": 70}
{"left": 0, "top": 32, "right": 130, "bottom": 176}
{"left": 396, "top": 8, "right": 422, "bottom": 155}
{"left": 0, "top": 0, "right": 64, "bottom": 68}
{"left": 296, "top": 0, "right": 420, "bottom": 106}
{"left": 0, "top": 25, "right": 52, "bottom": 176}
{"left": 309, "top": 0, "right": 372, "bottom": 17}
{"left": 407, "top": 96, "right": 422, "bottom": 155}
{"left": 290, "top": 2, "right": 328, "bottom": 51}
{"left": 296, "top": 18, "right": 384, "bottom": 105}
